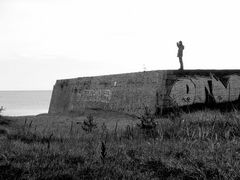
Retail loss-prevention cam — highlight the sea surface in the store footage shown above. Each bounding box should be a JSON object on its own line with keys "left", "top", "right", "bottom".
{"left": 0, "top": 91, "right": 52, "bottom": 116}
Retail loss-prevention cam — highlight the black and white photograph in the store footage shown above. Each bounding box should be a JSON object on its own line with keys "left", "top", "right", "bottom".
{"left": 1, "top": 0, "right": 240, "bottom": 179}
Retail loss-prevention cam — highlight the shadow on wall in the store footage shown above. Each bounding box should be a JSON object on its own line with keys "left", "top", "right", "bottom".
{"left": 159, "top": 100, "right": 240, "bottom": 116}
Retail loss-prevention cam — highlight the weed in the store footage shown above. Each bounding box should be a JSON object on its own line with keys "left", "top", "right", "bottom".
{"left": 100, "top": 141, "right": 107, "bottom": 164}
{"left": 0, "top": 107, "right": 9, "bottom": 126}
{"left": 137, "top": 106, "right": 156, "bottom": 129}
{"left": 101, "top": 122, "right": 109, "bottom": 142}
{"left": 113, "top": 121, "right": 118, "bottom": 141}
{"left": 0, "top": 106, "right": 5, "bottom": 116}
{"left": 81, "top": 114, "right": 97, "bottom": 133}
{"left": 122, "top": 125, "right": 134, "bottom": 140}
{"left": 137, "top": 106, "right": 158, "bottom": 139}
{"left": 0, "top": 153, "right": 9, "bottom": 166}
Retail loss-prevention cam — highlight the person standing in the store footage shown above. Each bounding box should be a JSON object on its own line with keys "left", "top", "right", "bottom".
{"left": 177, "top": 41, "right": 184, "bottom": 70}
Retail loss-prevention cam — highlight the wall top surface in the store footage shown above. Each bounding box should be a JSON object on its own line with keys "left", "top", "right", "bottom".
{"left": 57, "top": 69, "right": 240, "bottom": 82}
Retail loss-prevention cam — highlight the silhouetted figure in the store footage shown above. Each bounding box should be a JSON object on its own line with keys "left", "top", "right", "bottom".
{"left": 177, "top": 41, "right": 184, "bottom": 70}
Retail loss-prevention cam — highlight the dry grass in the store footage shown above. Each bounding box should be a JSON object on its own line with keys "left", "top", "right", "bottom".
{"left": 1, "top": 109, "right": 240, "bottom": 179}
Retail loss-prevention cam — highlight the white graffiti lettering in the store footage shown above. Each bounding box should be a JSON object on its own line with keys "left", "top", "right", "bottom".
{"left": 77, "top": 89, "right": 112, "bottom": 103}
{"left": 170, "top": 78, "right": 195, "bottom": 106}
{"left": 169, "top": 75, "right": 240, "bottom": 106}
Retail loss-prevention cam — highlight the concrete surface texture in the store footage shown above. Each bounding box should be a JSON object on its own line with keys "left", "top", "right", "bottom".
{"left": 49, "top": 70, "right": 240, "bottom": 116}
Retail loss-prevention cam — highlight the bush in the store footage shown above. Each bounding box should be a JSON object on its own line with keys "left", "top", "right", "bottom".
{"left": 81, "top": 114, "right": 97, "bottom": 133}
{"left": 137, "top": 106, "right": 158, "bottom": 138}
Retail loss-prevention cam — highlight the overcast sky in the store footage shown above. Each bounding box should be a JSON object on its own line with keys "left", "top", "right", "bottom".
{"left": 0, "top": 0, "right": 240, "bottom": 90}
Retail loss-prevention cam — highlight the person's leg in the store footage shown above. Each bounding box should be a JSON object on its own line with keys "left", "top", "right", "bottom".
{"left": 179, "top": 57, "right": 184, "bottom": 70}
{"left": 180, "top": 57, "right": 184, "bottom": 70}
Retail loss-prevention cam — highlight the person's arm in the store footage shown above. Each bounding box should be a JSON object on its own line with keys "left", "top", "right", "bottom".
{"left": 177, "top": 42, "right": 179, "bottom": 47}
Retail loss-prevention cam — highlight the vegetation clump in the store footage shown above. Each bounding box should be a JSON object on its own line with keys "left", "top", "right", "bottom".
{"left": 137, "top": 106, "right": 158, "bottom": 138}
{"left": 81, "top": 114, "right": 97, "bottom": 133}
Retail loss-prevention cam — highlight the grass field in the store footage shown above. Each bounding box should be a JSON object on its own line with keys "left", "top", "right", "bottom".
{"left": 1, "top": 109, "right": 240, "bottom": 179}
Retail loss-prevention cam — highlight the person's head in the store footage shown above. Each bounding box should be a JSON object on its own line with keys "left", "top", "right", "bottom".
{"left": 179, "top": 41, "right": 182, "bottom": 45}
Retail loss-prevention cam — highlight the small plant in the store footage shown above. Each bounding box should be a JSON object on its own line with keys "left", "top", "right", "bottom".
{"left": 81, "top": 114, "right": 97, "bottom": 133}
{"left": 169, "top": 99, "right": 182, "bottom": 118}
{"left": 137, "top": 106, "right": 156, "bottom": 129}
{"left": 0, "top": 106, "right": 5, "bottom": 117}
{"left": 0, "top": 107, "right": 10, "bottom": 125}
{"left": 137, "top": 106, "right": 158, "bottom": 138}
{"left": 122, "top": 125, "right": 134, "bottom": 140}
{"left": 113, "top": 122, "right": 118, "bottom": 141}
{"left": 43, "top": 133, "right": 53, "bottom": 149}
{"left": 0, "top": 153, "right": 9, "bottom": 166}
{"left": 100, "top": 141, "right": 107, "bottom": 164}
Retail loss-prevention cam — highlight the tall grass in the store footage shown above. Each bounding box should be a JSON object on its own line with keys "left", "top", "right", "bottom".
{"left": 1, "top": 110, "right": 240, "bottom": 179}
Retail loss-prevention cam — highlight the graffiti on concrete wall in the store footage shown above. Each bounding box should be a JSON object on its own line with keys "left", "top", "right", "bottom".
{"left": 76, "top": 89, "right": 112, "bottom": 103}
{"left": 169, "top": 74, "right": 240, "bottom": 106}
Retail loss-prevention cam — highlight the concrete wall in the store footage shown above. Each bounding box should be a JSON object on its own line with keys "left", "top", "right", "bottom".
{"left": 49, "top": 70, "right": 240, "bottom": 115}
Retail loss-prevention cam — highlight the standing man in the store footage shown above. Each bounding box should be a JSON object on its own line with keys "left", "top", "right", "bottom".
{"left": 177, "top": 41, "right": 184, "bottom": 70}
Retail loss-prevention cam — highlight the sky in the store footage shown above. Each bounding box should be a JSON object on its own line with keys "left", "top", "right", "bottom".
{"left": 0, "top": 0, "right": 240, "bottom": 90}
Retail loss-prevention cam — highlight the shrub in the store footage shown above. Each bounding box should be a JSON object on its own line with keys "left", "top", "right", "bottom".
{"left": 137, "top": 106, "right": 158, "bottom": 138}
{"left": 81, "top": 114, "right": 97, "bottom": 133}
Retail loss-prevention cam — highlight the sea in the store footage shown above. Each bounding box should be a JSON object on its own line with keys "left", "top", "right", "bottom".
{"left": 0, "top": 91, "right": 52, "bottom": 116}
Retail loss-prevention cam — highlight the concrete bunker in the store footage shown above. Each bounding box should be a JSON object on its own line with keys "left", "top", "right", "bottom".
{"left": 49, "top": 70, "right": 240, "bottom": 116}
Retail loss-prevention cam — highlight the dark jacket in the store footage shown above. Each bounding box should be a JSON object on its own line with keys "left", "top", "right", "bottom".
{"left": 177, "top": 43, "right": 184, "bottom": 57}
